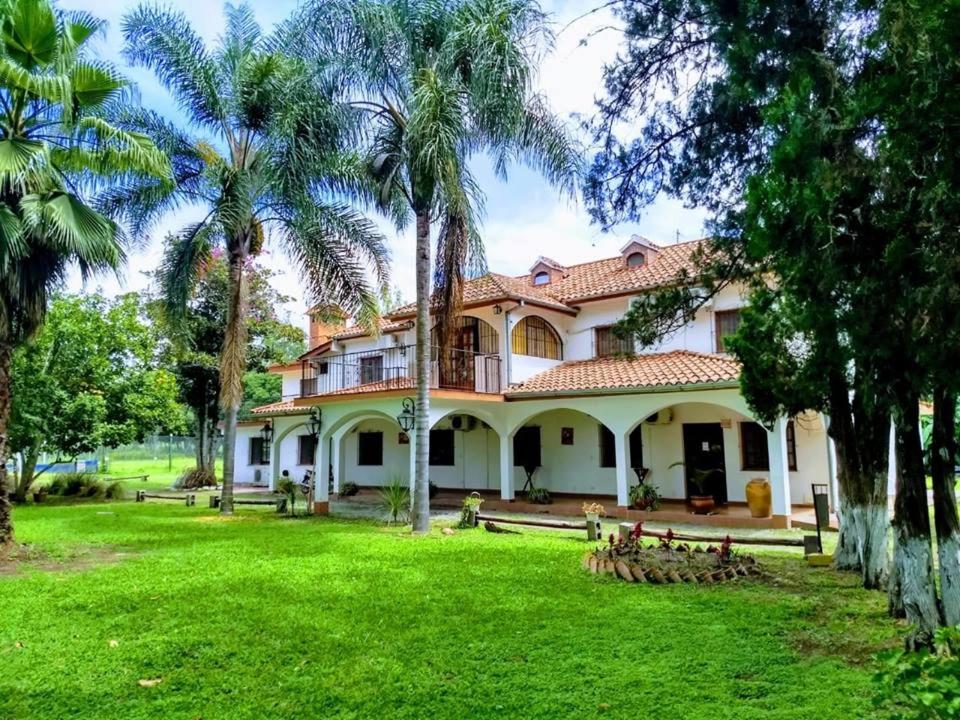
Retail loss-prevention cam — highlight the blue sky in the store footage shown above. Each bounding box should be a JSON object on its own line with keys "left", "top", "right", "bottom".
{"left": 63, "top": 0, "right": 706, "bottom": 324}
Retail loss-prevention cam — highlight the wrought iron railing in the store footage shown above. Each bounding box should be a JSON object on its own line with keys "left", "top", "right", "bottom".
{"left": 299, "top": 344, "right": 502, "bottom": 397}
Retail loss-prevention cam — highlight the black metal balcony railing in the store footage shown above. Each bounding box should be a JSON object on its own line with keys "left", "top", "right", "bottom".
{"left": 300, "top": 344, "right": 502, "bottom": 398}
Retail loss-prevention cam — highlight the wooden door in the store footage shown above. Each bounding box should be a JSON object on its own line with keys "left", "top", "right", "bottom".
{"left": 681, "top": 423, "right": 727, "bottom": 503}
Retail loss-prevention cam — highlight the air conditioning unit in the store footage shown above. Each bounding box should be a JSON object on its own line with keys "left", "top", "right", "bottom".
{"left": 450, "top": 415, "right": 477, "bottom": 431}
{"left": 644, "top": 409, "right": 673, "bottom": 425}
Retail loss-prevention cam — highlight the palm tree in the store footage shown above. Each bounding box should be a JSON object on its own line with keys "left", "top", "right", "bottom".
{"left": 297, "top": 0, "right": 580, "bottom": 532}
{"left": 0, "top": 0, "right": 170, "bottom": 546}
{"left": 107, "top": 4, "right": 389, "bottom": 514}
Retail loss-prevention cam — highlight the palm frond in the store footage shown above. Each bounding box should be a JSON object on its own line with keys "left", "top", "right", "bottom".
{"left": 278, "top": 201, "right": 389, "bottom": 333}
{"left": 122, "top": 4, "right": 226, "bottom": 128}
{"left": 158, "top": 221, "right": 217, "bottom": 322}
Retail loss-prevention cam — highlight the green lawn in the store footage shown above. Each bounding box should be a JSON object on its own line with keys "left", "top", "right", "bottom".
{"left": 0, "top": 503, "right": 901, "bottom": 719}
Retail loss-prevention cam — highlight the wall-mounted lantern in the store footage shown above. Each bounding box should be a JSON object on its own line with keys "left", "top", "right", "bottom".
{"left": 306, "top": 407, "right": 322, "bottom": 438}
{"left": 260, "top": 420, "right": 274, "bottom": 445}
{"left": 492, "top": 304, "right": 503, "bottom": 316}
{"left": 397, "top": 397, "right": 416, "bottom": 433}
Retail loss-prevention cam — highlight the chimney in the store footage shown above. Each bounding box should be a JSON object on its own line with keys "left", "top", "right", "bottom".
{"left": 307, "top": 305, "right": 346, "bottom": 349}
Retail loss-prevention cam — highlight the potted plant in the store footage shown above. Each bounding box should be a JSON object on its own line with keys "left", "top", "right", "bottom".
{"left": 687, "top": 468, "right": 724, "bottom": 514}
{"left": 581, "top": 501, "right": 605, "bottom": 523}
{"left": 527, "top": 487, "right": 552, "bottom": 504}
{"left": 670, "top": 461, "right": 723, "bottom": 515}
{"left": 628, "top": 482, "right": 661, "bottom": 511}
{"left": 460, "top": 492, "right": 484, "bottom": 528}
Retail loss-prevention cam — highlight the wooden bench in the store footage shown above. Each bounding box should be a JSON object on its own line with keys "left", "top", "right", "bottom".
{"left": 136, "top": 491, "right": 195, "bottom": 506}
{"left": 209, "top": 496, "right": 287, "bottom": 513}
{"left": 111, "top": 475, "right": 149, "bottom": 483}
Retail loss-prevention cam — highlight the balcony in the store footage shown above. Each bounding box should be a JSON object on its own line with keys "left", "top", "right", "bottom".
{"left": 299, "top": 344, "right": 502, "bottom": 398}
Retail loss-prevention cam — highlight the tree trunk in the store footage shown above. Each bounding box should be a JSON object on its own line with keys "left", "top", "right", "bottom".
{"left": 14, "top": 448, "right": 38, "bottom": 502}
{"left": 219, "top": 248, "right": 249, "bottom": 515}
{"left": 930, "top": 386, "right": 960, "bottom": 626}
{"left": 0, "top": 341, "right": 14, "bottom": 547}
{"left": 831, "top": 426, "right": 888, "bottom": 586}
{"left": 411, "top": 211, "right": 431, "bottom": 533}
{"left": 889, "top": 395, "right": 939, "bottom": 648}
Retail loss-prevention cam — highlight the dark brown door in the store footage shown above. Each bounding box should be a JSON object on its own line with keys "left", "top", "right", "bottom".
{"left": 681, "top": 423, "right": 727, "bottom": 503}
{"left": 441, "top": 324, "right": 476, "bottom": 389}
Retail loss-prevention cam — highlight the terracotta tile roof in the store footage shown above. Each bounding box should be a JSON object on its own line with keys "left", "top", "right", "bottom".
{"left": 504, "top": 351, "right": 740, "bottom": 397}
{"left": 249, "top": 400, "right": 305, "bottom": 415}
{"left": 320, "top": 377, "right": 415, "bottom": 396}
{"left": 331, "top": 319, "right": 413, "bottom": 340}
{"left": 386, "top": 238, "right": 708, "bottom": 318}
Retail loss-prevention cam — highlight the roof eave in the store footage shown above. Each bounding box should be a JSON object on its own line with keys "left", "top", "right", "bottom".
{"left": 504, "top": 379, "right": 740, "bottom": 400}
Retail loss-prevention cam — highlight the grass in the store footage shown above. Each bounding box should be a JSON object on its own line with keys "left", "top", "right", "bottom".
{"left": 0, "top": 502, "right": 903, "bottom": 720}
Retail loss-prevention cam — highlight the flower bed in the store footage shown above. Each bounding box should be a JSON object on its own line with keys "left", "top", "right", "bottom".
{"left": 583, "top": 524, "right": 761, "bottom": 584}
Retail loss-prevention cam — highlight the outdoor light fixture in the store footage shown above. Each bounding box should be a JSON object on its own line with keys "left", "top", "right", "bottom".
{"left": 492, "top": 304, "right": 503, "bottom": 315}
{"left": 260, "top": 421, "right": 274, "bottom": 445}
{"left": 306, "top": 407, "right": 322, "bottom": 438}
{"left": 397, "top": 397, "right": 416, "bottom": 432}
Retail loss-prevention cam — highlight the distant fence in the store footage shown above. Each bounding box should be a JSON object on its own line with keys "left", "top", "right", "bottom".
{"left": 98, "top": 435, "right": 221, "bottom": 472}
{"left": 2, "top": 435, "right": 223, "bottom": 476}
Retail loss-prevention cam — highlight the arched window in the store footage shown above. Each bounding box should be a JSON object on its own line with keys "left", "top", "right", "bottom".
{"left": 533, "top": 271, "right": 550, "bottom": 286}
{"left": 431, "top": 316, "right": 498, "bottom": 354}
{"left": 511, "top": 316, "right": 562, "bottom": 360}
{"left": 626, "top": 252, "right": 645, "bottom": 268}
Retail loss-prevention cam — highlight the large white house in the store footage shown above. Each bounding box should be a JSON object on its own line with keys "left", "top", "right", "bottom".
{"left": 235, "top": 236, "right": 837, "bottom": 528}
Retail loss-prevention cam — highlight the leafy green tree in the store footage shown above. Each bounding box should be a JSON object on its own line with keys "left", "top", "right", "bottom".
{"left": 147, "top": 250, "right": 306, "bottom": 473}
{"left": 0, "top": 0, "right": 170, "bottom": 545}
{"left": 586, "top": 0, "right": 897, "bottom": 591}
{"left": 108, "top": 3, "right": 388, "bottom": 514}
{"left": 866, "top": 0, "right": 960, "bottom": 630}
{"left": 9, "top": 294, "right": 185, "bottom": 501}
{"left": 301, "top": 0, "right": 580, "bottom": 530}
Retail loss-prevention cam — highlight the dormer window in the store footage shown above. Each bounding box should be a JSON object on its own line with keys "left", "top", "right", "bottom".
{"left": 626, "top": 252, "right": 645, "bottom": 268}
{"left": 533, "top": 271, "right": 550, "bottom": 286}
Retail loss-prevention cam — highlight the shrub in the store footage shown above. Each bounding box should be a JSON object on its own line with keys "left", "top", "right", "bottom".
{"left": 104, "top": 481, "right": 125, "bottom": 500}
{"left": 874, "top": 626, "right": 960, "bottom": 720}
{"left": 174, "top": 467, "right": 217, "bottom": 490}
{"left": 379, "top": 476, "right": 410, "bottom": 524}
{"left": 54, "top": 472, "right": 104, "bottom": 498}
{"left": 527, "top": 487, "right": 551, "bottom": 504}
{"left": 339, "top": 481, "right": 360, "bottom": 497}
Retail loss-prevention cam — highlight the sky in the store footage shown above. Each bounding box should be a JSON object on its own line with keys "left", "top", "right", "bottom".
{"left": 62, "top": 0, "right": 707, "bottom": 327}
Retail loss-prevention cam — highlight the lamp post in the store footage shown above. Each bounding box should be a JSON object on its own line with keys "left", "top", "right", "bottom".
{"left": 306, "top": 408, "right": 322, "bottom": 514}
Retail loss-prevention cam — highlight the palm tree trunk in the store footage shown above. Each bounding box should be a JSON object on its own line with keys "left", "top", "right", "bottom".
{"left": 219, "top": 248, "right": 249, "bottom": 515}
{"left": 930, "top": 385, "right": 960, "bottom": 626}
{"left": 412, "top": 211, "right": 431, "bottom": 533}
{"left": 889, "top": 391, "right": 939, "bottom": 648}
{"left": 0, "top": 340, "right": 14, "bottom": 547}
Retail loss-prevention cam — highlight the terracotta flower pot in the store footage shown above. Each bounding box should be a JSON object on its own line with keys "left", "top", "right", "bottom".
{"left": 633, "top": 497, "right": 653, "bottom": 511}
{"left": 688, "top": 495, "right": 716, "bottom": 515}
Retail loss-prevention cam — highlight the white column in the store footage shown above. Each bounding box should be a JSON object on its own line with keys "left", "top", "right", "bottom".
{"left": 331, "top": 431, "right": 342, "bottom": 495}
{"left": 615, "top": 430, "right": 629, "bottom": 507}
{"left": 820, "top": 413, "right": 840, "bottom": 512}
{"left": 314, "top": 432, "right": 328, "bottom": 510}
{"left": 499, "top": 431, "right": 514, "bottom": 501}
{"left": 767, "top": 417, "right": 792, "bottom": 518}
{"left": 270, "top": 433, "right": 281, "bottom": 491}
